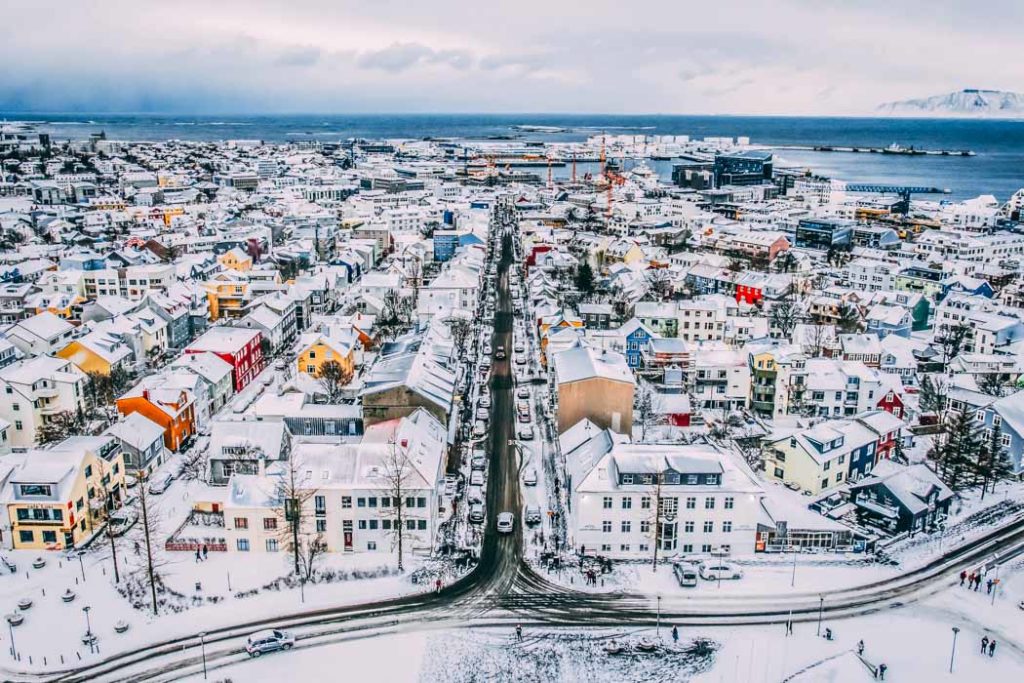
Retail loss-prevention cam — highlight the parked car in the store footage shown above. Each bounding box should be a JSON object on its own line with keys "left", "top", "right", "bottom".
{"left": 496, "top": 512, "right": 515, "bottom": 533}
{"left": 478, "top": 394, "right": 491, "bottom": 409}
{"left": 468, "top": 503, "right": 485, "bottom": 523}
{"left": 517, "top": 426, "right": 535, "bottom": 441}
{"left": 517, "top": 412, "right": 531, "bottom": 424}
{"left": 470, "top": 470, "right": 485, "bottom": 487}
{"left": 525, "top": 505, "right": 542, "bottom": 525}
{"left": 523, "top": 468, "right": 537, "bottom": 485}
{"left": 245, "top": 629, "right": 295, "bottom": 657}
{"left": 471, "top": 452, "right": 487, "bottom": 470}
{"left": 475, "top": 407, "right": 489, "bottom": 421}
{"left": 473, "top": 421, "right": 487, "bottom": 437}
{"left": 107, "top": 509, "right": 138, "bottom": 537}
{"left": 495, "top": 345, "right": 506, "bottom": 359}
{"left": 467, "top": 486, "right": 484, "bottom": 504}
{"left": 517, "top": 386, "right": 530, "bottom": 399}
{"left": 148, "top": 473, "right": 173, "bottom": 495}
{"left": 673, "top": 562, "right": 699, "bottom": 587}
{"left": 699, "top": 562, "right": 743, "bottom": 581}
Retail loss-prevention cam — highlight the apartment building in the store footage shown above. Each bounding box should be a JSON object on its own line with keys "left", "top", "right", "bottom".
{"left": 0, "top": 356, "right": 87, "bottom": 449}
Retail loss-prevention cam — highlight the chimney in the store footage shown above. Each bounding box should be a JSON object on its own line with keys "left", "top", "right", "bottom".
{"left": 142, "top": 389, "right": 150, "bottom": 401}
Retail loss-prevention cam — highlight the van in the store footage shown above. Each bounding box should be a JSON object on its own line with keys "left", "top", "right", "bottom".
{"left": 673, "top": 563, "right": 699, "bottom": 588}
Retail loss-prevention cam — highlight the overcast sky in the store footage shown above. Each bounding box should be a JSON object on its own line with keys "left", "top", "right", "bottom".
{"left": 0, "top": 0, "right": 1018, "bottom": 115}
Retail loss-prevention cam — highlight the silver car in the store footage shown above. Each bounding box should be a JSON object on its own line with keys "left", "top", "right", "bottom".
{"left": 245, "top": 629, "right": 295, "bottom": 657}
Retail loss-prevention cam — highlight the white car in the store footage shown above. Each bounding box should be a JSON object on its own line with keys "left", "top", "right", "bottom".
{"left": 246, "top": 629, "right": 295, "bottom": 657}
{"left": 475, "top": 407, "right": 489, "bottom": 421}
{"left": 523, "top": 468, "right": 537, "bottom": 485}
{"left": 473, "top": 421, "right": 487, "bottom": 438}
{"left": 699, "top": 562, "right": 743, "bottom": 581}
{"left": 517, "top": 387, "right": 530, "bottom": 399}
{"left": 496, "top": 512, "right": 515, "bottom": 533}
{"left": 470, "top": 470, "right": 485, "bottom": 487}
{"left": 148, "top": 473, "right": 173, "bottom": 495}
{"left": 468, "top": 503, "right": 485, "bottom": 523}
{"left": 517, "top": 426, "right": 535, "bottom": 441}
{"left": 479, "top": 394, "right": 491, "bottom": 409}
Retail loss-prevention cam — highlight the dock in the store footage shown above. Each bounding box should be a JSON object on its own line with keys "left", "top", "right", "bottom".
{"left": 771, "top": 144, "right": 975, "bottom": 157}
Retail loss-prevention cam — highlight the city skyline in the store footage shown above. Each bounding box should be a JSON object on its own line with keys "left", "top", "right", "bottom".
{"left": 1, "top": 0, "right": 1020, "bottom": 115}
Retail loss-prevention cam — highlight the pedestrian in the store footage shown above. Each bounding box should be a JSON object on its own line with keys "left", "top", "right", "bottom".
{"left": 974, "top": 576, "right": 981, "bottom": 592}
{"left": 672, "top": 625, "right": 679, "bottom": 643}
{"left": 981, "top": 636, "right": 989, "bottom": 653}
{"left": 858, "top": 640, "right": 865, "bottom": 655}
{"left": 435, "top": 578, "right": 442, "bottom": 594}
{"left": 787, "top": 620, "right": 793, "bottom": 635}
{"left": 878, "top": 663, "right": 887, "bottom": 680}
{"left": 989, "top": 640, "right": 996, "bottom": 657}
{"left": 202, "top": 544, "right": 208, "bottom": 560}
{"left": 960, "top": 570, "right": 967, "bottom": 586}
{"left": 195, "top": 548, "right": 201, "bottom": 563}
{"left": 986, "top": 578, "right": 994, "bottom": 594}
{"left": 515, "top": 623, "right": 523, "bottom": 642}
{"left": 825, "top": 627, "right": 832, "bottom": 641}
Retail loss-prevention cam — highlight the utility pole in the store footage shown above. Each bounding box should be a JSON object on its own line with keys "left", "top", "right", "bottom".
{"left": 199, "top": 632, "right": 208, "bottom": 679}
{"left": 949, "top": 626, "right": 960, "bottom": 673}
{"left": 816, "top": 595, "right": 824, "bottom": 636}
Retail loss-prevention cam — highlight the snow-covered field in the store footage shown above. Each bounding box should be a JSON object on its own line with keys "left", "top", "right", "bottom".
{"left": 0, "top": 539, "right": 424, "bottom": 673}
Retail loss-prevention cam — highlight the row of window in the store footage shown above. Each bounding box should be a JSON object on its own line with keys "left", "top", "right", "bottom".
{"left": 602, "top": 495, "right": 735, "bottom": 510}
{"left": 597, "top": 543, "right": 715, "bottom": 554}
{"left": 599, "top": 520, "right": 733, "bottom": 533}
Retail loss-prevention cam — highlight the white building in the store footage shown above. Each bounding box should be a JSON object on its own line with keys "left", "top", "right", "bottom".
{"left": 563, "top": 425, "right": 764, "bottom": 559}
{"left": 0, "top": 356, "right": 87, "bottom": 449}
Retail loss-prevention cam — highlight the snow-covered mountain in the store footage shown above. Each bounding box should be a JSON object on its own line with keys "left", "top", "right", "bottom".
{"left": 876, "top": 89, "right": 1024, "bottom": 118}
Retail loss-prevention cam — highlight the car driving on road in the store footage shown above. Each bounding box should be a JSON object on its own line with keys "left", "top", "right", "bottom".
{"left": 246, "top": 629, "right": 295, "bottom": 657}
{"left": 496, "top": 512, "right": 515, "bottom": 533}
{"left": 699, "top": 562, "right": 743, "bottom": 581}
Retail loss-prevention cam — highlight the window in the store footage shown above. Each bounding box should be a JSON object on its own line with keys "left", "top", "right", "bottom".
{"left": 620, "top": 521, "right": 631, "bottom": 533}
{"left": 640, "top": 521, "right": 651, "bottom": 533}
{"left": 368, "top": 520, "right": 378, "bottom": 530}
{"left": 821, "top": 478, "right": 829, "bottom": 490}
{"left": 724, "top": 497, "right": 734, "bottom": 510}
{"left": 406, "top": 520, "right": 416, "bottom": 530}
{"left": 11, "top": 403, "right": 18, "bottom": 412}
{"left": 723, "top": 521, "right": 733, "bottom": 533}
{"left": 342, "top": 496, "right": 352, "bottom": 508}
{"left": 405, "top": 497, "right": 415, "bottom": 508}
{"left": 418, "top": 520, "right": 427, "bottom": 530}
{"left": 703, "top": 521, "right": 714, "bottom": 533}
{"left": 601, "top": 544, "right": 611, "bottom": 552}
{"left": 682, "top": 544, "right": 693, "bottom": 553}
{"left": 602, "top": 496, "right": 612, "bottom": 509}
{"left": 368, "top": 497, "right": 378, "bottom": 508}
{"left": 15, "top": 421, "right": 22, "bottom": 431}
{"left": 620, "top": 544, "right": 630, "bottom": 552}
{"left": 357, "top": 497, "right": 366, "bottom": 508}
{"left": 358, "top": 520, "right": 367, "bottom": 530}
{"left": 639, "top": 544, "right": 649, "bottom": 552}
{"left": 621, "top": 497, "right": 632, "bottom": 509}
{"left": 684, "top": 521, "right": 694, "bottom": 533}
{"left": 315, "top": 496, "right": 326, "bottom": 515}
{"left": 701, "top": 544, "right": 712, "bottom": 553}
{"left": 382, "top": 519, "right": 392, "bottom": 530}
{"left": 237, "top": 539, "right": 250, "bottom": 551}
{"left": 686, "top": 497, "right": 696, "bottom": 509}
{"left": 316, "top": 519, "right": 327, "bottom": 533}
{"left": 265, "top": 539, "right": 279, "bottom": 552}
{"left": 622, "top": 474, "right": 634, "bottom": 484}
{"left": 704, "top": 497, "right": 715, "bottom": 510}
{"left": 417, "top": 497, "right": 427, "bottom": 508}
{"left": 640, "top": 497, "right": 651, "bottom": 509}
{"left": 368, "top": 541, "right": 377, "bottom": 550}
{"left": 234, "top": 517, "right": 248, "bottom": 529}
{"left": 18, "top": 530, "right": 33, "bottom": 543}
{"left": 602, "top": 521, "right": 612, "bottom": 533}
{"left": 1002, "top": 433, "right": 1011, "bottom": 447}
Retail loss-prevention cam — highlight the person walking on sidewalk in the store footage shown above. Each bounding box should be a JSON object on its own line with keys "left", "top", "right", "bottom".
{"left": 858, "top": 640, "right": 865, "bottom": 655}
{"left": 515, "top": 624, "right": 523, "bottom": 642}
{"left": 960, "top": 570, "right": 967, "bottom": 586}
{"left": 982, "top": 636, "right": 990, "bottom": 653}
{"left": 989, "top": 640, "right": 997, "bottom": 657}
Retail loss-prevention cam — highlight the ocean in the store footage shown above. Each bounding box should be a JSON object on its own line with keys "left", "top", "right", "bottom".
{"left": 5, "top": 113, "right": 1023, "bottom": 201}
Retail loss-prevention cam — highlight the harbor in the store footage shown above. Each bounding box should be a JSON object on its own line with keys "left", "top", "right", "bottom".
{"left": 770, "top": 143, "right": 976, "bottom": 156}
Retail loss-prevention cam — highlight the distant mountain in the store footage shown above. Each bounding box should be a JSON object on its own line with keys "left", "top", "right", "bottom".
{"left": 876, "top": 89, "right": 1024, "bottom": 118}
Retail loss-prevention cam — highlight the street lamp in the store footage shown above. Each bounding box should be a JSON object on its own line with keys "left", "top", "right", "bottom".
{"left": 82, "top": 606, "right": 92, "bottom": 639}
{"left": 816, "top": 595, "right": 824, "bottom": 636}
{"left": 949, "top": 626, "right": 960, "bottom": 673}
{"left": 7, "top": 619, "right": 15, "bottom": 658}
{"left": 199, "top": 631, "right": 208, "bottom": 680}
{"left": 656, "top": 595, "right": 662, "bottom": 639}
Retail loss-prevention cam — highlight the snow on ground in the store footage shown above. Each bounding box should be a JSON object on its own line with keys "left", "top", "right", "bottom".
{"left": 529, "top": 552, "right": 897, "bottom": 597}
{"left": 0, "top": 537, "right": 426, "bottom": 673}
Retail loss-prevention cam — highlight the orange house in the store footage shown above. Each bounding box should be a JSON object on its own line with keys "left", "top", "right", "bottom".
{"left": 116, "top": 387, "right": 196, "bottom": 452}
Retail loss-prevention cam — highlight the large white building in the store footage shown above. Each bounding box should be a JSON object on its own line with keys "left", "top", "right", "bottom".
{"left": 0, "top": 356, "right": 88, "bottom": 448}
{"left": 222, "top": 407, "right": 446, "bottom": 554}
{"left": 563, "top": 422, "right": 764, "bottom": 559}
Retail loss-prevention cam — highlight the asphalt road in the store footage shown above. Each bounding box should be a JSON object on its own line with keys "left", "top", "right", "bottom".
{"left": 28, "top": 213, "right": 1024, "bottom": 683}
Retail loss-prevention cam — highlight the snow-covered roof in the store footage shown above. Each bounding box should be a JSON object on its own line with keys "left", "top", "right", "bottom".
{"left": 553, "top": 345, "right": 634, "bottom": 386}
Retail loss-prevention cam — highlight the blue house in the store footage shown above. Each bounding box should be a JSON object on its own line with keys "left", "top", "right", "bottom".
{"left": 618, "top": 318, "right": 656, "bottom": 369}
{"left": 433, "top": 230, "right": 483, "bottom": 263}
{"left": 982, "top": 392, "right": 1024, "bottom": 475}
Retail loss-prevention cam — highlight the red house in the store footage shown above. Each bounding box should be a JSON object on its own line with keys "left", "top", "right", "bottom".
{"left": 185, "top": 327, "right": 264, "bottom": 392}
{"left": 876, "top": 388, "right": 905, "bottom": 420}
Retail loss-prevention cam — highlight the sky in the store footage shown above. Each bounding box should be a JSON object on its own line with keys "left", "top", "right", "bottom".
{"left": 0, "top": 0, "right": 1019, "bottom": 115}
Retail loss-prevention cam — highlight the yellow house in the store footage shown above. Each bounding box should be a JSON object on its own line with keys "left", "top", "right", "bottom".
{"left": 56, "top": 331, "right": 133, "bottom": 376}
{"left": 203, "top": 273, "right": 250, "bottom": 321}
{"left": 296, "top": 333, "right": 355, "bottom": 380}
{"left": 6, "top": 436, "right": 127, "bottom": 551}
{"left": 218, "top": 247, "right": 254, "bottom": 273}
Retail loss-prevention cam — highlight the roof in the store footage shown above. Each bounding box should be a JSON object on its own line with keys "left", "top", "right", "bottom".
{"left": 106, "top": 411, "right": 165, "bottom": 448}
{"left": 187, "top": 326, "right": 261, "bottom": 354}
{"left": 552, "top": 346, "right": 634, "bottom": 386}
{"left": 848, "top": 460, "right": 954, "bottom": 515}
{"left": 13, "top": 311, "right": 73, "bottom": 341}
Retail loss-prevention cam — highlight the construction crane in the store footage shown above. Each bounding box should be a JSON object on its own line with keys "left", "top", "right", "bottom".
{"left": 844, "top": 184, "right": 950, "bottom": 215}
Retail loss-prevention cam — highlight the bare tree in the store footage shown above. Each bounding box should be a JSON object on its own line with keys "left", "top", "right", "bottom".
{"left": 130, "top": 470, "right": 163, "bottom": 615}
{"left": 296, "top": 533, "right": 327, "bottom": 582}
{"left": 644, "top": 473, "right": 675, "bottom": 572}
{"left": 90, "top": 457, "right": 123, "bottom": 584}
{"left": 36, "top": 410, "right": 84, "bottom": 446}
{"left": 635, "top": 383, "right": 663, "bottom": 442}
{"left": 273, "top": 458, "right": 317, "bottom": 576}
{"left": 377, "top": 440, "right": 416, "bottom": 572}
{"left": 447, "top": 318, "right": 472, "bottom": 363}
{"left": 317, "top": 360, "right": 350, "bottom": 403}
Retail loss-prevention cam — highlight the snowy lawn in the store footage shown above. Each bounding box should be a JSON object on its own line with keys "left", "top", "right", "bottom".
{"left": 0, "top": 539, "right": 428, "bottom": 674}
